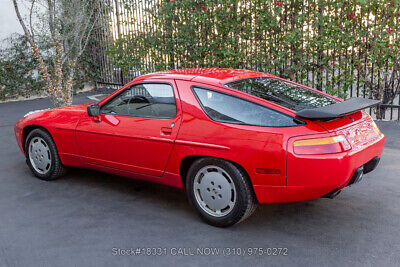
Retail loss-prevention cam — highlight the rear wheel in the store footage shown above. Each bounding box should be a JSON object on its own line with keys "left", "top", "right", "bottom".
{"left": 25, "top": 128, "right": 66, "bottom": 180}
{"left": 186, "top": 158, "right": 257, "bottom": 227}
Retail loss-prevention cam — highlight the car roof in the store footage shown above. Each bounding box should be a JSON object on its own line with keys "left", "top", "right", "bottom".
{"left": 137, "top": 68, "right": 273, "bottom": 85}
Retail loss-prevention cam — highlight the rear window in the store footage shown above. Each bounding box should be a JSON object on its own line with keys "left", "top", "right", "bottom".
{"left": 225, "top": 77, "right": 338, "bottom": 111}
{"left": 192, "top": 87, "right": 303, "bottom": 127}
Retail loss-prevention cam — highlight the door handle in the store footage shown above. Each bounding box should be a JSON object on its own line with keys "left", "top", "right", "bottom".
{"left": 161, "top": 127, "right": 172, "bottom": 135}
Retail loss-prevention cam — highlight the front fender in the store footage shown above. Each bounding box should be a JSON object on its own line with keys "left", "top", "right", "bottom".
{"left": 14, "top": 104, "right": 89, "bottom": 166}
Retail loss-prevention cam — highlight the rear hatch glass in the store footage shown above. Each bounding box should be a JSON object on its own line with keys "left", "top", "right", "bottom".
{"left": 225, "top": 77, "right": 339, "bottom": 111}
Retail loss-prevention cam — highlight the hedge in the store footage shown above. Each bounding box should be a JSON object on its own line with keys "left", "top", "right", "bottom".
{"left": 107, "top": 0, "right": 400, "bottom": 118}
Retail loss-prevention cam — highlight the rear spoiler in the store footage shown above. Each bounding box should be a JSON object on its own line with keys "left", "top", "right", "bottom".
{"left": 295, "top": 97, "right": 381, "bottom": 120}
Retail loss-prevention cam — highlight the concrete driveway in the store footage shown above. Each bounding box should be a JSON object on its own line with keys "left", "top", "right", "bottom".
{"left": 0, "top": 91, "right": 399, "bottom": 266}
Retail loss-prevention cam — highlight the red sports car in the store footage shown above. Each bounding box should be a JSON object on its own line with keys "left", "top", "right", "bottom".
{"left": 14, "top": 68, "right": 385, "bottom": 227}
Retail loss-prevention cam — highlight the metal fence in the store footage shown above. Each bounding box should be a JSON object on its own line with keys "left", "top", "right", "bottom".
{"left": 93, "top": 0, "right": 400, "bottom": 121}
{"left": 93, "top": 0, "right": 151, "bottom": 89}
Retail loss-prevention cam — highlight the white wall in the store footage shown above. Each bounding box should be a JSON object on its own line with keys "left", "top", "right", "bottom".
{"left": 0, "top": 0, "right": 24, "bottom": 44}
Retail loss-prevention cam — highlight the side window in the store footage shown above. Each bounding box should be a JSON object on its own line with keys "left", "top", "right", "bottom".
{"left": 193, "top": 87, "right": 301, "bottom": 127}
{"left": 101, "top": 83, "right": 177, "bottom": 119}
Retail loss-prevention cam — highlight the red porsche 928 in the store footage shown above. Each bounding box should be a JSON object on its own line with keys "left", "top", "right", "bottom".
{"left": 14, "top": 68, "right": 385, "bottom": 227}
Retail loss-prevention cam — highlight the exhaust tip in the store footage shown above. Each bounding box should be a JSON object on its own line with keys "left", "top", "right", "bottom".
{"left": 347, "top": 166, "right": 364, "bottom": 187}
{"left": 322, "top": 189, "right": 342, "bottom": 199}
{"left": 363, "top": 157, "right": 380, "bottom": 174}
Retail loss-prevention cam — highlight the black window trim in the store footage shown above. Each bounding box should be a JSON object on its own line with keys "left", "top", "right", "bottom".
{"left": 190, "top": 85, "right": 305, "bottom": 128}
{"left": 223, "top": 76, "right": 339, "bottom": 110}
{"left": 99, "top": 81, "right": 178, "bottom": 120}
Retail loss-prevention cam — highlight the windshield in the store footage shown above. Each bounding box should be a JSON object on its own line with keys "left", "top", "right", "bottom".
{"left": 225, "top": 77, "right": 338, "bottom": 111}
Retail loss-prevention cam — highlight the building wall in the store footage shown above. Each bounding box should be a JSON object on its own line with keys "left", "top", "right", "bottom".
{"left": 0, "top": 0, "right": 23, "bottom": 46}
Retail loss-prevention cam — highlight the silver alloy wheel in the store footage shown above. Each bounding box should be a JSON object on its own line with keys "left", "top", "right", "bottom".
{"left": 193, "top": 165, "right": 236, "bottom": 217}
{"left": 29, "top": 137, "right": 52, "bottom": 174}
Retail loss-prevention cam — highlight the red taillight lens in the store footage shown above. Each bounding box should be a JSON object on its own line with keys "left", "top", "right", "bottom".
{"left": 293, "top": 135, "right": 351, "bottom": 155}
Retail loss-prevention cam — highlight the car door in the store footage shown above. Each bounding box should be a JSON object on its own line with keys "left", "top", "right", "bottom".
{"left": 76, "top": 80, "right": 182, "bottom": 176}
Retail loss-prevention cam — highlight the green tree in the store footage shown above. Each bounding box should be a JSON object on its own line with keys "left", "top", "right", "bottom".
{"left": 13, "top": 0, "right": 102, "bottom": 107}
{"left": 0, "top": 35, "right": 45, "bottom": 100}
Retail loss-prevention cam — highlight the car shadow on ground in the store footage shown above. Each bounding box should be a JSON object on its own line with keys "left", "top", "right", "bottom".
{"left": 55, "top": 167, "right": 346, "bottom": 229}
{"left": 57, "top": 167, "right": 192, "bottom": 212}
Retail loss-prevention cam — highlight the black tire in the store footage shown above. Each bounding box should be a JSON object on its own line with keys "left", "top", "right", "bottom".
{"left": 186, "top": 157, "right": 257, "bottom": 227}
{"left": 25, "top": 128, "right": 66, "bottom": 181}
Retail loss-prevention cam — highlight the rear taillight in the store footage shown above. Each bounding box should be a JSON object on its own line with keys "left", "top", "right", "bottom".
{"left": 371, "top": 120, "right": 382, "bottom": 135}
{"left": 293, "top": 135, "right": 351, "bottom": 155}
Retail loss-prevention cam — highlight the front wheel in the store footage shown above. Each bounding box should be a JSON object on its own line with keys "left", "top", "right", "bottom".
{"left": 186, "top": 158, "right": 257, "bottom": 227}
{"left": 25, "top": 128, "right": 66, "bottom": 180}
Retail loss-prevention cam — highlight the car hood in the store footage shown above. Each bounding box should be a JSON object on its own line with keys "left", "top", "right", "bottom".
{"left": 24, "top": 103, "right": 90, "bottom": 117}
{"left": 17, "top": 103, "right": 92, "bottom": 130}
{"left": 50, "top": 103, "right": 92, "bottom": 113}
{"left": 58, "top": 103, "right": 92, "bottom": 111}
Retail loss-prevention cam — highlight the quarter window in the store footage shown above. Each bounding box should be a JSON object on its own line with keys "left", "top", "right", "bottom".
{"left": 101, "top": 83, "right": 177, "bottom": 119}
{"left": 193, "top": 87, "right": 301, "bottom": 127}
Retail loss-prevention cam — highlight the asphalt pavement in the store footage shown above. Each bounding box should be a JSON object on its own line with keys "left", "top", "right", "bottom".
{"left": 0, "top": 90, "right": 399, "bottom": 267}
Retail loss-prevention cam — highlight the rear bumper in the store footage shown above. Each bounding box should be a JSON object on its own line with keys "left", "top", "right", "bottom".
{"left": 254, "top": 134, "right": 385, "bottom": 204}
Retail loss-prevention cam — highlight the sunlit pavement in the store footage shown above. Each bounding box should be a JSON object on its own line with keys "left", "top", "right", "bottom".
{"left": 0, "top": 90, "right": 399, "bottom": 266}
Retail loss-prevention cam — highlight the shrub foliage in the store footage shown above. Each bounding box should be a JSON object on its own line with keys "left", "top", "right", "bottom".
{"left": 0, "top": 35, "right": 45, "bottom": 100}
{"left": 0, "top": 34, "right": 99, "bottom": 102}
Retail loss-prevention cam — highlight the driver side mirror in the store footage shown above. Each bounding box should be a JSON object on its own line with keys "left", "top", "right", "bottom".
{"left": 87, "top": 104, "right": 100, "bottom": 117}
